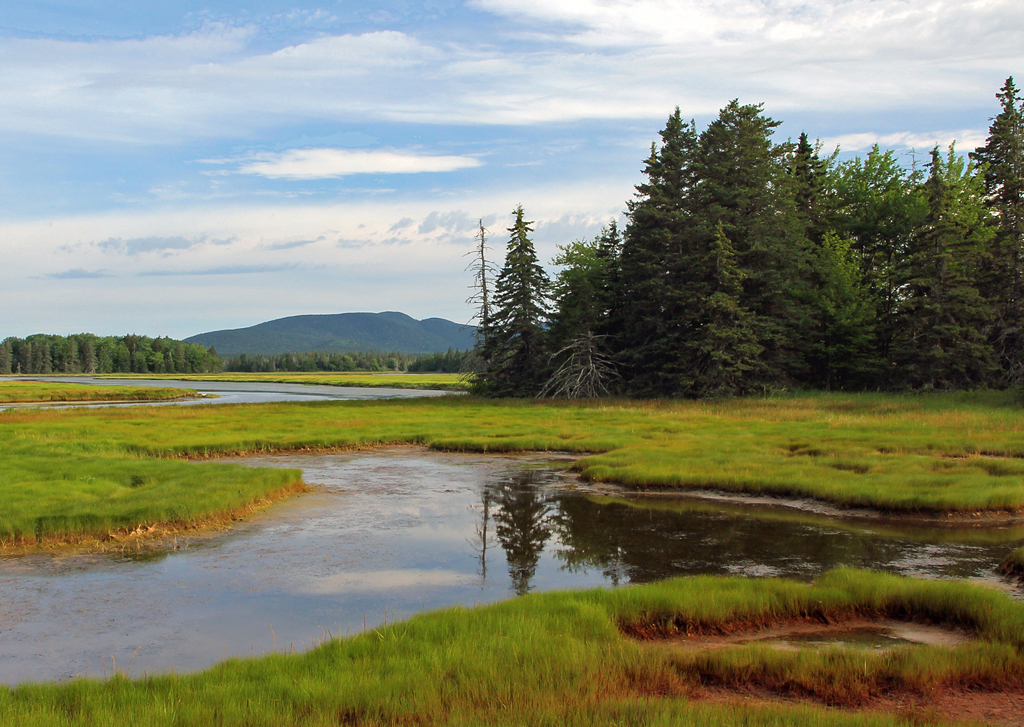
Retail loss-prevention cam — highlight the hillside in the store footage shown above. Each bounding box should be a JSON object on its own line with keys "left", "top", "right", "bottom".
{"left": 185, "top": 312, "right": 474, "bottom": 356}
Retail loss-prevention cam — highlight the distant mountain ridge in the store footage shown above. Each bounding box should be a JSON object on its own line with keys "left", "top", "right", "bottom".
{"left": 185, "top": 312, "right": 475, "bottom": 356}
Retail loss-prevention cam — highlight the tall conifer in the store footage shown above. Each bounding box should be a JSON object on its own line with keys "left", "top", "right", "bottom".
{"left": 473, "top": 206, "right": 550, "bottom": 397}
{"left": 972, "top": 77, "right": 1024, "bottom": 383}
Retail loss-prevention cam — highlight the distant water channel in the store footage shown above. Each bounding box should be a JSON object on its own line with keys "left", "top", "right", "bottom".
{"left": 1, "top": 448, "right": 1022, "bottom": 684}
{"left": 3, "top": 376, "right": 452, "bottom": 407}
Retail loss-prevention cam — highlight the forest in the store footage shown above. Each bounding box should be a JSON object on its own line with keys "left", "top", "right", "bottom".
{"left": 0, "top": 333, "right": 220, "bottom": 375}
{"left": 470, "top": 78, "right": 1024, "bottom": 398}
{"left": 222, "top": 348, "right": 468, "bottom": 373}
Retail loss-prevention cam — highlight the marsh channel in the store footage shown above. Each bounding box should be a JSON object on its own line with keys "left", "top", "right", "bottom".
{"left": 1, "top": 447, "right": 1023, "bottom": 684}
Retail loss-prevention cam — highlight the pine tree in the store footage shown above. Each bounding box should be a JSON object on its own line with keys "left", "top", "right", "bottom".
{"left": 972, "top": 77, "right": 1024, "bottom": 383}
{"left": 473, "top": 206, "right": 551, "bottom": 397}
{"left": 894, "top": 146, "right": 996, "bottom": 389}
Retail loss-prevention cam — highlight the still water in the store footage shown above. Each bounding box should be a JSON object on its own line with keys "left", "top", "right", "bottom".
{"left": 2, "top": 376, "right": 452, "bottom": 407}
{"left": 1, "top": 448, "right": 1021, "bottom": 684}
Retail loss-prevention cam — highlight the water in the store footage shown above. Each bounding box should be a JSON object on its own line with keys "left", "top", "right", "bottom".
{"left": 0, "top": 448, "right": 1021, "bottom": 684}
{"left": 1, "top": 376, "right": 452, "bottom": 407}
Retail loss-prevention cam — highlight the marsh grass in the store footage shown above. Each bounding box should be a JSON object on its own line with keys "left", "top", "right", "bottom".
{"left": 1, "top": 569, "right": 1020, "bottom": 725}
{"left": 4, "top": 390, "right": 1024, "bottom": 547}
{"left": 0, "top": 381, "right": 195, "bottom": 404}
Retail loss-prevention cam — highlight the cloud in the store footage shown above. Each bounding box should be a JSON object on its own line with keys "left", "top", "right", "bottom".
{"left": 138, "top": 264, "right": 296, "bottom": 276}
{"left": 203, "top": 148, "right": 482, "bottom": 180}
{"left": 819, "top": 130, "right": 991, "bottom": 154}
{"left": 97, "top": 236, "right": 198, "bottom": 256}
{"left": 417, "top": 210, "right": 480, "bottom": 235}
{"left": 45, "top": 268, "right": 112, "bottom": 279}
{"left": 266, "top": 238, "right": 320, "bottom": 251}
{"left": 0, "top": 2, "right": 1018, "bottom": 143}
{"left": 389, "top": 217, "right": 415, "bottom": 232}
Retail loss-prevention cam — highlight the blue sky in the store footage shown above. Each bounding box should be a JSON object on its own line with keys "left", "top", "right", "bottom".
{"left": 1, "top": 0, "right": 1021, "bottom": 339}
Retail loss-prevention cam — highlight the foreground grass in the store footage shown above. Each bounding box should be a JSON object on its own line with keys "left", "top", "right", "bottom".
{"left": 4, "top": 391, "right": 1024, "bottom": 545}
{"left": 94, "top": 371, "right": 467, "bottom": 390}
{"left": 2, "top": 569, "right": 1021, "bottom": 726}
{"left": 0, "top": 381, "right": 196, "bottom": 404}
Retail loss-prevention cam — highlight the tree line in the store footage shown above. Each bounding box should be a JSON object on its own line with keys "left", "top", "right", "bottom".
{"left": 0, "top": 334, "right": 221, "bottom": 375}
{"left": 222, "top": 348, "right": 469, "bottom": 373}
{"left": 469, "top": 77, "right": 1024, "bottom": 398}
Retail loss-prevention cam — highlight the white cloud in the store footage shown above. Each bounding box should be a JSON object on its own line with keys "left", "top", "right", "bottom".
{"left": 213, "top": 148, "right": 482, "bottom": 180}
{"left": 820, "top": 130, "right": 992, "bottom": 155}
{"left": 0, "top": 1, "right": 1018, "bottom": 141}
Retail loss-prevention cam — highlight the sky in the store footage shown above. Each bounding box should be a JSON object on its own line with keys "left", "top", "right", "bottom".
{"left": 1, "top": 0, "right": 1021, "bottom": 339}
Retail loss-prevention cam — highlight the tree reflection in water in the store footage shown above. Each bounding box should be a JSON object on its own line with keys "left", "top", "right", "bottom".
{"left": 471, "top": 463, "right": 1024, "bottom": 594}
{"left": 488, "top": 471, "right": 554, "bottom": 595}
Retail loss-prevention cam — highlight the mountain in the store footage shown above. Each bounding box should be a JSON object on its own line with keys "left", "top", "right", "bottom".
{"left": 185, "top": 312, "right": 475, "bottom": 356}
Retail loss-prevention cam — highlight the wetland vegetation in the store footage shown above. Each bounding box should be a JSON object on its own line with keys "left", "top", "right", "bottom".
{"left": 3, "top": 390, "right": 1024, "bottom": 546}
{"left": 2, "top": 569, "right": 1023, "bottom": 726}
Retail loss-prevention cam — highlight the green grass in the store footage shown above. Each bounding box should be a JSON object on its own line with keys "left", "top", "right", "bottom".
{"left": 2, "top": 569, "right": 1021, "bottom": 725}
{"left": 0, "top": 381, "right": 196, "bottom": 404}
{"left": 4, "top": 390, "right": 1024, "bottom": 546}
{"left": 93, "top": 371, "right": 468, "bottom": 390}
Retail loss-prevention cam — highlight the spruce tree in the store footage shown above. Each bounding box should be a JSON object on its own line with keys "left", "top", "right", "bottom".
{"left": 894, "top": 146, "right": 995, "bottom": 389}
{"left": 473, "top": 206, "right": 551, "bottom": 397}
{"left": 613, "top": 108, "right": 698, "bottom": 396}
{"left": 688, "top": 100, "right": 814, "bottom": 388}
{"left": 674, "top": 223, "right": 763, "bottom": 397}
{"left": 972, "top": 77, "right": 1024, "bottom": 383}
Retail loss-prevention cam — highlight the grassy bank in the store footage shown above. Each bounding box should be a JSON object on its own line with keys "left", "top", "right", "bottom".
{"left": 0, "top": 381, "right": 196, "bottom": 404}
{"left": 2, "top": 569, "right": 1021, "bottom": 725}
{"left": 94, "top": 371, "right": 467, "bottom": 390}
{"left": 4, "top": 391, "right": 1024, "bottom": 545}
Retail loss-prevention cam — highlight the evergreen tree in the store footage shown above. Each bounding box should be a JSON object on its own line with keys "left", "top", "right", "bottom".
{"left": 893, "top": 146, "right": 996, "bottom": 389}
{"left": 473, "top": 206, "right": 551, "bottom": 397}
{"left": 674, "top": 223, "right": 763, "bottom": 397}
{"left": 790, "top": 132, "right": 832, "bottom": 245}
{"left": 972, "top": 77, "right": 1024, "bottom": 383}
{"left": 688, "top": 100, "right": 814, "bottom": 388}
{"left": 613, "top": 108, "right": 698, "bottom": 395}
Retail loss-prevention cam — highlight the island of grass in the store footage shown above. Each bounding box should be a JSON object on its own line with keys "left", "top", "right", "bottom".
{"left": 0, "top": 380, "right": 199, "bottom": 404}
{"left": 4, "top": 390, "right": 1024, "bottom": 550}
{"left": 2, "top": 569, "right": 1023, "bottom": 725}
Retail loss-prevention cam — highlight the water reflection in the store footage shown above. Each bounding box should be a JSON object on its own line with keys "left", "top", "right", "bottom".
{"left": 477, "top": 468, "right": 1024, "bottom": 594}
{"left": 489, "top": 474, "right": 554, "bottom": 595}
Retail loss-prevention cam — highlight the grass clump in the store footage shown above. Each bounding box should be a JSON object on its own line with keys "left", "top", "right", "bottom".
{"left": 0, "top": 381, "right": 195, "bottom": 404}
{"left": 1, "top": 569, "right": 1021, "bottom": 725}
